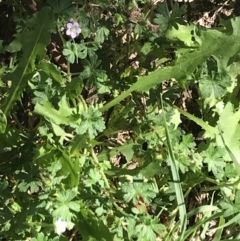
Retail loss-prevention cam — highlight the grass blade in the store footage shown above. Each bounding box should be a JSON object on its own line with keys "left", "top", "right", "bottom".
{"left": 160, "top": 95, "right": 187, "bottom": 233}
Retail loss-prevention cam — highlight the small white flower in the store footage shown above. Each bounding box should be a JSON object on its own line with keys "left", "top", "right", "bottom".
{"left": 55, "top": 218, "right": 67, "bottom": 235}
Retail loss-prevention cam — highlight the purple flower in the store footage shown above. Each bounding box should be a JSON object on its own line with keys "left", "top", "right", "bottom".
{"left": 66, "top": 22, "right": 81, "bottom": 39}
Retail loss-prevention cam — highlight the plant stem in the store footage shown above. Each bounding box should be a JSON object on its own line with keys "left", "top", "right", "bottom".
{"left": 57, "top": 21, "right": 71, "bottom": 82}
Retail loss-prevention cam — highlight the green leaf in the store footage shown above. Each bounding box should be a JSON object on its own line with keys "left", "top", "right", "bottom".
{"left": 104, "top": 161, "right": 165, "bottom": 178}
{"left": 47, "top": 0, "right": 72, "bottom": 13}
{"left": 122, "top": 176, "right": 157, "bottom": 205}
{"left": 202, "top": 143, "right": 226, "bottom": 180}
{"left": 77, "top": 208, "right": 114, "bottom": 241}
{"left": 140, "top": 42, "right": 154, "bottom": 55}
{"left": 172, "top": 134, "right": 197, "bottom": 173}
{"left": 171, "top": 2, "right": 187, "bottom": 20}
{"left": 103, "top": 103, "right": 134, "bottom": 137}
{"left": 134, "top": 22, "right": 147, "bottom": 35}
{"left": 63, "top": 42, "right": 75, "bottom": 64}
{"left": 220, "top": 201, "right": 239, "bottom": 218}
{"left": 85, "top": 168, "right": 103, "bottom": 187}
{"left": 75, "top": 106, "right": 105, "bottom": 139}
{"left": 140, "top": 162, "right": 163, "bottom": 179}
{"left": 5, "top": 33, "right": 22, "bottom": 53}
{"left": 18, "top": 180, "right": 42, "bottom": 193}
{"left": 153, "top": 2, "right": 170, "bottom": 32}
{"left": 95, "top": 26, "right": 109, "bottom": 43}
{"left": 99, "top": 140, "right": 136, "bottom": 164}
{"left": 217, "top": 102, "right": 240, "bottom": 174}
{"left": 135, "top": 223, "right": 157, "bottom": 241}
{"left": 77, "top": 43, "right": 88, "bottom": 59}
{"left": 34, "top": 95, "right": 82, "bottom": 125}
{"left": 81, "top": 53, "right": 105, "bottom": 84}
{"left": 30, "top": 232, "right": 49, "bottom": 241}
{"left": 0, "top": 109, "right": 7, "bottom": 133}
{"left": 58, "top": 150, "right": 80, "bottom": 188}
{"left": 169, "top": 107, "right": 181, "bottom": 130}
{"left": 165, "top": 24, "right": 196, "bottom": 46}
{"left": 174, "top": 105, "right": 218, "bottom": 138}
{"left": 154, "top": 2, "right": 186, "bottom": 33}
{"left": 34, "top": 100, "right": 71, "bottom": 125}
{"left": 51, "top": 121, "right": 67, "bottom": 145}
{"left": 3, "top": 7, "right": 55, "bottom": 116}
{"left": 96, "top": 72, "right": 111, "bottom": 94}
{"left": 37, "top": 62, "right": 64, "bottom": 85}
{"left": 199, "top": 73, "right": 231, "bottom": 99}
{"left": 135, "top": 216, "right": 165, "bottom": 241}
{"left": 53, "top": 189, "right": 80, "bottom": 221}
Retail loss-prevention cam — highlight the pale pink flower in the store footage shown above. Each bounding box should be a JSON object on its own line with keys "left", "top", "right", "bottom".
{"left": 66, "top": 22, "right": 81, "bottom": 39}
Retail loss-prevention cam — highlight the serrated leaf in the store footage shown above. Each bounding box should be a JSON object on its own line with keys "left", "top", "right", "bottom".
{"left": 174, "top": 106, "right": 218, "bottom": 139}
{"left": 140, "top": 162, "right": 163, "bottom": 179}
{"left": 134, "top": 22, "right": 147, "bottom": 35}
{"left": 109, "top": 142, "right": 135, "bottom": 162}
{"left": 34, "top": 95, "right": 81, "bottom": 125}
{"left": 135, "top": 223, "right": 157, "bottom": 241}
{"left": 171, "top": 2, "right": 187, "bottom": 19}
{"left": 153, "top": 14, "right": 169, "bottom": 32}
{"left": 122, "top": 178, "right": 156, "bottom": 205}
{"left": 95, "top": 26, "right": 109, "bottom": 43}
{"left": 3, "top": 7, "right": 55, "bottom": 116}
{"left": 220, "top": 198, "right": 240, "bottom": 217}
{"left": 202, "top": 143, "right": 226, "bottom": 180}
{"left": 199, "top": 73, "right": 231, "bottom": 99}
{"left": 37, "top": 62, "right": 64, "bottom": 85}
{"left": 18, "top": 180, "right": 42, "bottom": 193}
{"left": 34, "top": 100, "right": 70, "bottom": 125}
{"left": 166, "top": 24, "right": 196, "bottom": 46}
{"left": 75, "top": 106, "right": 105, "bottom": 139}
{"left": 154, "top": 2, "right": 186, "bottom": 33}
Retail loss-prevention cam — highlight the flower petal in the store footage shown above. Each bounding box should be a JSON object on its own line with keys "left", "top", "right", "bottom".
{"left": 66, "top": 29, "right": 72, "bottom": 36}
{"left": 77, "top": 27, "right": 82, "bottom": 33}
{"left": 55, "top": 218, "right": 67, "bottom": 235}
{"left": 67, "top": 22, "right": 73, "bottom": 28}
{"left": 73, "top": 22, "right": 80, "bottom": 28}
{"left": 71, "top": 31, "right": 77, "bottom": 39}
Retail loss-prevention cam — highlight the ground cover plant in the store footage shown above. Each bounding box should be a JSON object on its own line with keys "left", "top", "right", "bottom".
{"left": 1, "top": 0, "right": 240, "bottom": 240}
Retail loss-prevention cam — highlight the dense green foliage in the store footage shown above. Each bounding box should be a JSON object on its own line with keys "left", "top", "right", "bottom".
{"left": 1, "top": 0, "right": 240, "bottom": 240}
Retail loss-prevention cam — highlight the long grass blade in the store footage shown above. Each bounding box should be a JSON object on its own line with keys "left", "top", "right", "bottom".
{"left": 160, "top": 95, "right": 187, "bottom": 234}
